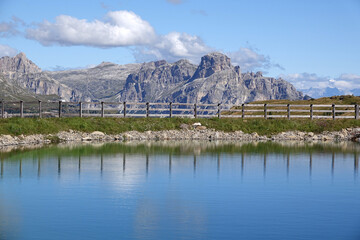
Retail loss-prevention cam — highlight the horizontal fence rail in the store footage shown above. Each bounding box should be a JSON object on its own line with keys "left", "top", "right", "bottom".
{"left": 0, "top": 101, "right": 359, "bottom": 120}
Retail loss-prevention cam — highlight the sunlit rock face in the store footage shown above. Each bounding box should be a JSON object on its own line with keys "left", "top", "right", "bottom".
{"left": 0, "top": 52, "right": 305, "bottom": 103}
{"left": 0, "top": 52, "right": 41, "bottom": 74}
{"left": 0, "top": 53, "right": 80, "bottom": 101}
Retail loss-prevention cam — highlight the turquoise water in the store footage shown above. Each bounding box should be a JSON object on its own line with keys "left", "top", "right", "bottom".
{"left": 0, "top": 141, "right": 359, "bottom": 240}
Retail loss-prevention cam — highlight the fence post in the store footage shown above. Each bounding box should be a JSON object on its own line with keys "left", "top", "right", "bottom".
{"left": 38, "top": 101, "right": 42, "bottom": 118}
{"left": 240, "top": 104, "right": 244, "bottom": 119}
{"left": 101, "top": 102, "right": 104, "bottom": 118}
{"left": 1, "top": 101, "right": 4, "bottom": 119}
{"left": 123, "top": 102, "right": 126, "bottom": 118}
{"left": 355, "top": 104, "right": 359, "bottom": 120}
{"left": 310, "top": 104, "right": 313, "bottom": 120}
{"left": 146, "top": 102, "right": 150, "bottom": 118}
{"left": 169, "top": 102, "right": 172, "bottom": 118}
{"left": 20, "top": 101, "right": 24, "bottom": 118}
{"left": 194, "top": 104, "right": 197, "bottom": 118}
{"left": 218, "top": 103, "right": 221, "bottom": 119}
{"left": 332, "top": 104, "right": 335, "bottom": 120}
{"left": 264, "top": 104, "right": 267, "bottom": 119}
{"left": 79, "top": 102, "right": 82, "bottom": 118}
{"left": 58, "top": 101, "right": 62, "bottom": 118}
{"left": 287, "top": 104, "right": 291, "bottom": 120}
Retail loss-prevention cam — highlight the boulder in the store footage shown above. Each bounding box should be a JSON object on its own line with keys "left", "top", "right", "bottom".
{"left": 91, "top": 131, "right": 105, "bottom": 136}
{"left": 196, "top": 126, "right": 207, "bottom": 130}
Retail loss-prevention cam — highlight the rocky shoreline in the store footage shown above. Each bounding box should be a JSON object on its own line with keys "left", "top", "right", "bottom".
{"left": 1, "top": 123, "right": 360, "bottom": 148}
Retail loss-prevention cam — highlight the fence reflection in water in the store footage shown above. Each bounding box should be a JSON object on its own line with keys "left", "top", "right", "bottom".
{"left": 0, "top": 145, "right": 358, "bottom": 180}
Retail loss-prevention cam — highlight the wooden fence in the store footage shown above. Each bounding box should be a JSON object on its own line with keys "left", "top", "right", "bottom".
{"left": 0, "top": 101, "right": 359, "bottom": 120}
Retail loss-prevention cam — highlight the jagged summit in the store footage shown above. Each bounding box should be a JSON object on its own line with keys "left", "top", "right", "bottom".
{"left": 0, "top": 52, "right": 42, "bottom": 74}
{"left": 192, "top": 52, "right": 233, "bottom": 79}
{"left": 96, "top": 61, "right": 117, "bottom": 68}
{"left": 16, "top": 52, "right": 27, "bottom": 59}
{"left": 0, "top": 51, "right": 306, "bottom": 104}
{"left": 174, "top": 59, "right": 191, "bottom": 65}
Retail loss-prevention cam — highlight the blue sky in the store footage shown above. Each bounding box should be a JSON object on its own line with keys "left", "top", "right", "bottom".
{"left": 0, "top": 0, "right": 359, "bottom": 92}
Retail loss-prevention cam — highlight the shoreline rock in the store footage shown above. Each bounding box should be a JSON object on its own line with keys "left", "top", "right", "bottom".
{"left": 1, "top": 127, "right": 360, "bottom": 148}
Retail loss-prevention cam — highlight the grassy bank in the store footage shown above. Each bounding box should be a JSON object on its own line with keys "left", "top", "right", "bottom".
{"left": 1, "top": 117, "right": 360, "bottom": 136}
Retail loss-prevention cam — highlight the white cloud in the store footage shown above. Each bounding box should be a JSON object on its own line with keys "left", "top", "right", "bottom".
{"left": 133, "top": 35, "right": 280, "bottom": 70}
{"left": 280, "top": 72, "right": 360, "bottom": 92}
{"left": 133, "top": 32, "right": 212, "bottom": 63}
{"left": 227, "top": 48, "right": 284, "bottom": 72}
{"left": 0, "top": 16, "right": 22, "bottom": 37}
{"left": 338, "top": 73, "right": 360, "bottom": 81}
{"left": 26, "top": 11, "right": 157, "bottom": 47}
{"left": 24, "top": 10, "right": 281, "bottom": 72}
{"left": 0, "top": 44, "right": 18, "bottom": 57}
{"left": 334, "top": 74, "right": 360, "bottom": 91}
{"left": 279, "top": 73, "right": 329, "bottom": 90}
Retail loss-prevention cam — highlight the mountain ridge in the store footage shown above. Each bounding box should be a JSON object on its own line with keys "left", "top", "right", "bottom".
{"left": 0, "top": 52, "right": 306, "bottom": 103}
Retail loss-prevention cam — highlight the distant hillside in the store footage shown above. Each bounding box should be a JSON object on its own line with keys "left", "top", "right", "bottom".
{"left": 0, "top": 74, "right": 59, "bottom": 102}
{"left": 300, "top": 87, "right": 360, "bottom": 99}
{"left": 0, "top": 53, "right": 80, "bottom": 101}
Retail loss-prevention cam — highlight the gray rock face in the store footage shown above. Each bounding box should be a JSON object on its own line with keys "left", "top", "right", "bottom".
{"left": 192, "top": 52, "right": 232, "bottom": 79}
{"left": 118, "top": 52, "right": 304, "bottom": 104}
{"left": 164, "top": 53, "right": 304, "bottom": 104}
{"left": 0, "top": 74, "right": 59, "bottom": 101}
{"left": 0, "top": 53, "right": 80, "bottom": 101}
{"left": 0, "top": 52, "right": 305, "bottom": 104}
{"left": 48, "top": 62, "right": 142, "bottom": 102}
{"left": 119, "top": 59, "right": 197, "bottom": 102}
{"left": 3, "top": 72, "right": 79, "bottom": 101}
{"left": 0, "top": 52, "right": 41, "bottom": 74}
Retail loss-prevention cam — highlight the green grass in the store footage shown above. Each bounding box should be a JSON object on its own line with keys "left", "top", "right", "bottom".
{"left": 1, "top": 117, "right": 360, "bottom": 136}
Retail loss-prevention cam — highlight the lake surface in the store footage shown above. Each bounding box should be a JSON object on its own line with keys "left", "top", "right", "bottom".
{"left": 0, "top": 141, "right": 359, "bottom": 240}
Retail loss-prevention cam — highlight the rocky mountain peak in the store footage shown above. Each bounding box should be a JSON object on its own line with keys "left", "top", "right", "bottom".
{"left": 255, "top": 71, "right": 263, "bottom": 78}
{"left": 0, "top": 51, "right": 306, "bottom": 104}
{"left": 192, "top": 52, "right": 233, "bottom": 79}
{"left": 16, "top": 52, "right": 27, "bottom": 59}
{"left": 0, "top": 52, "right": 42, "bottom": 74}
{"left": 174, "top": 59, "right": 191, "bottom": 65}
{"left": 96, "top": 61, "right": 116, "bottom": 68}
{"left": 139, "top": 60, "right": 168, "bottom": 70}
{"left": 154, "top": 60, "right": 167, "bottom": 67}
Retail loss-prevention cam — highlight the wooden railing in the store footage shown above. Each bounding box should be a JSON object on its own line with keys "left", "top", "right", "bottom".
{"left": 0, "top": 101, "right": 359, "bottom": 120}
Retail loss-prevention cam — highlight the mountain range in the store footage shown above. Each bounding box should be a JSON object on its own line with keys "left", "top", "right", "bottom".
{"left": 300, "top": 87, "right": 360, "bottom": 99}
{"left": 0, "top": 52, "right": 307, "bottom": 104}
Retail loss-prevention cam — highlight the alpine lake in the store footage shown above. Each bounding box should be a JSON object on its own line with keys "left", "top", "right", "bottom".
{"left": 0, "top": 141, "right": 359, "bottom": 240}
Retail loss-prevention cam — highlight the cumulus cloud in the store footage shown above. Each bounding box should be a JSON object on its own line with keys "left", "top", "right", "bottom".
{"left": 335, "top": 74, "right": 360, "bottom": 90}
{"left": 0, "top": 16, "right": 23, "bottom": 37}
{"left": 166, "top": 0, "right": 183, "bottom": 4}
{"left": 133, "top": 32, "right": 212, "bottom": 63}
{"left": 280, "top": 72, "right": 360, "bottom": 92}
{"left": 227, "top": 48, "right": 284, "bottom": 72}
{"left": 134, "top": 35, "right": 279, "bottom": 70}
{"left": 26, "top": 11, "right": 157, "bottom": 47}
{"left": 279, "top": 73, "right": 330, "bottom": 90}
{"left": 338, "top": 73, "right": 360, "bottom": 81}
{"left": 24, "top": 10, "right": 281, "bottom": 72}
{"left": 0, "top": 44, "right": 18, "bottom": 57}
